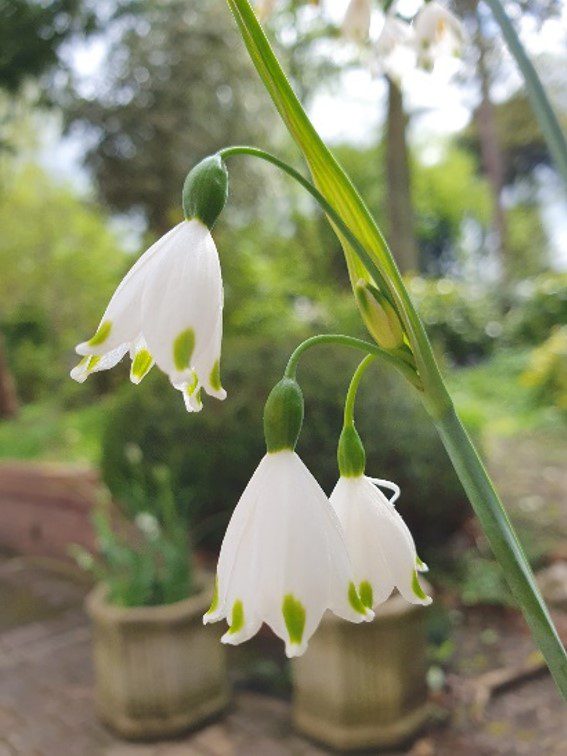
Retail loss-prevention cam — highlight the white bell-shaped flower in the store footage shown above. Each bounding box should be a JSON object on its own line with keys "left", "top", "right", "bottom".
{"left": 204, "top": 450, "right": 374, "bottom": 657}
{"left": 330, "top": 474, "right": 431, "bottom": 609}
{"left": 413, "top": 1, "right": 464, "bottom": 69}
{"left": 71, "top": 219, "right": 225, "bottom": 411}
{"left": 374, "top": 14, "right": 417, "bottom": 82}
{"left": 342, "top": 0, "right": 372, "bottom": 44}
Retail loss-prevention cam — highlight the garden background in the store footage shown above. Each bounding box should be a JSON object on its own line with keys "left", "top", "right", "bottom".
{"left": 0, "top": 0, "right": 566, "bottom": 753}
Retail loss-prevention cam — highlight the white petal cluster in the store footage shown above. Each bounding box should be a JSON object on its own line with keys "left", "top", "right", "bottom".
{"left": 204, "top": 451, "right": 374, "bottom": 658}
{"left": 342, "top": 0, "right": 372, "bottom": 44}
{"left": 413, "top": 1, "right": 464, "bottom": 70}
{"left": 330, "top": 475, "right": 431, "bottom": 609}
{"left": 374, "top": 14, "right": 416, "bottom": 83}
{"left": 71, "top": 219, "right": 225, "bottom": 412}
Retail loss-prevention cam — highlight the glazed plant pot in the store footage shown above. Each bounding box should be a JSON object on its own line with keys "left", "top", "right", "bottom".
{"left": 86, "top": 577, "right": 229, "bottom": 740}
{"left": 292, "top": 590, "right": 431, "bottom": 751}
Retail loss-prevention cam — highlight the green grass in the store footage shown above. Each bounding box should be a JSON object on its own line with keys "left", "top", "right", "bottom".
{"left": 446, "top": 347, "right": 564, "bottom": 437}
{"left": 0, "top": 399, "right": 109, "bottom": 463}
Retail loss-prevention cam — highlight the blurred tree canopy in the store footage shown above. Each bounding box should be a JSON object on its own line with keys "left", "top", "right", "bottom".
{"left": 63, "top": 0, "right": 276, "bottom": 234}
{"left": 0, "top": 0, "right": 96, "bottom": 93}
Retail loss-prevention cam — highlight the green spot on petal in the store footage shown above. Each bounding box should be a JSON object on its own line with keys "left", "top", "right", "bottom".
{"left": 228, "top": 600, "right": 244, "bottom": 635}
{"left": 282, "top": 594, "right": 306, "bottom": 646}
{"left": 348, "top": 582, "right": 367, "bottom": 615}
{"left": 359, "top": 580, "right": 373, "bottom": 610}
{"left": 87, "top": 321, "right": 111, "bottom": 347}
{"left": 412, "top": 571, "right": 429, "bottom": 601}
{"left": 173, "top": 328, "right": 195, "bottom": 371}
{"left": 187, "top": 371, "right": 199, "bottom": 395}
{"left": 87, "top": 355, "right": 101, "bottom": 370}
{"left": 207, "top": 576, "right": 219, "bottom": 615}
{"left": 209, "top": 360, "right": 222, "bottom": 391}
{"left": 131, "top": 349, "right": 153, "bottom": 380}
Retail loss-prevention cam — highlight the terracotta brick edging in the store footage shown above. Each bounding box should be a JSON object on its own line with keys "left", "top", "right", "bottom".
{"left": 0, "top": 461, "right": 100, "bottom": 560}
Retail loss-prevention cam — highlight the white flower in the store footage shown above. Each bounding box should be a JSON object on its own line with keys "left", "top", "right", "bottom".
{"left": 342, "top": 0, "right": 372, "bottom": 44}
{"left": 71, "top": 219, "right": 226, "bottom": 412}
{"left": 135, "top": 512, "right": 161, "bottom": 541}
{"left": 412, "top": 1, "right": 464, "bottom": 70}
{"left": 374, "top": 14, "right": 417, "bottom": 82}
{"left": 204, "top": 450, "right": 374, "bottom": 658}
{"left": 330, "top": 474, "right": 431, "bottom": 609}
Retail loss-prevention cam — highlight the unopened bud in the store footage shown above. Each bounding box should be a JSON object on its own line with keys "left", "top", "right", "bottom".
{"left": 355, "top": 280, "right": 404, "bottom": 350}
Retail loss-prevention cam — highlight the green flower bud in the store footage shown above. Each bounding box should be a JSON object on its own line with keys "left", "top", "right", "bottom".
{"left": 264, "top": 378, "right": 304, "bottom": 453}
{"left": 355, "top": 279, "right": 405, "bottom": 350}
{"left": 337, "top": 423, "right": 366, "bottom": 478}
{"left": 182, "top": 154, "right": 228, "bottom": 229}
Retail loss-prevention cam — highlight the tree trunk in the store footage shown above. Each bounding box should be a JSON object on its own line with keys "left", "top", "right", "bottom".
{"left": 0, "top": 334, "right": 18, "bottom": 419}
{"left": 475, "top": 10, "right": 509, "bottom": 276}
{"left": 385, "top": 77, "right": 419, "bottom": 274}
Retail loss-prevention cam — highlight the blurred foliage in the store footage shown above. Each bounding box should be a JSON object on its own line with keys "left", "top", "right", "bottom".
{"left": 62, "top": 0, "right": 275, "bottom": 234}
{"left": 0, "top": 0, "right": 96, "bottom": 94}
{"left": 101, "top": 336, "right": 469, "bottom": 552}
{"left": 521, "top": 326, "right": 567, "bottom": 413}
{"left": 408, "top": 272, "right": 567, "bottom": 363}
{"left": 0, "top": 163, "right": 126, "bottom": 402}
{"left": 71, "top": 464, "right": 193, "bottom": 608}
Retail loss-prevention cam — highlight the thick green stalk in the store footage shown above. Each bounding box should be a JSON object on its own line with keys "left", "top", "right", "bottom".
{"left": 223, "top": 0, "right": 567, "bottom": 696}
{"left": 483, "top": 0, "right": 567, "bottom": 187}
{"left": 437, "top": 408, "right": 567, "bottom": 696}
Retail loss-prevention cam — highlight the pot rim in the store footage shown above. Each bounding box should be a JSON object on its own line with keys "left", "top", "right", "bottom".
{"left": 86, "top": 571, "right": 214, "bottom": 625}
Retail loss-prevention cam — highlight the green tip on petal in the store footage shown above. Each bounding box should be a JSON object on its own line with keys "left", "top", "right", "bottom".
{"left": 348, "top": 581, "right": 368, "bottom": 615}
{"left": 412, "top": 571, "right": 431, "bottom": 603}
{"left": 209, "top": 360, "right": 223, "bottom": 392}
{"left": 173, "top": 328, "right": 195, "bottom": 372}
{"left": 131, "top": 349, "right": 153, "bottom": 382}
{"left": 359, "top": 580, "right": 374, "bottom": 610}
{"left": 87, "top": 320, "right": 112, "bottom": 347}
{"left": 282, "top": 593, "right": 306, "bottom": 646}
{"left": 207, "top": 576, "right": 219, "bottom": 616}
{"left": 228, "top": 599, "right": 244, "bottom": 635}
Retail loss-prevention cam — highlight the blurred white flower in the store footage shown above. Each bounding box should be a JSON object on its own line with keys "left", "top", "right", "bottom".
{"left": 204, "top": 450, "right": 374, "bottom": 657}
{"left": 71, "top": 219, "right": 225, "bottom": 413}
{"left": 374, "top": 13, "right": 417, "bottom": 82}
{"left": 342, "top": 0, "right": 372, "bottom": 44}
{"left": 135, "top": 512, "right": 161, "bottom": 541}
{"left": 413, "top": 1, "right": 464, "bottom": 70}
{"left": 330, "top": 474, "right": 431, "bottom": 609}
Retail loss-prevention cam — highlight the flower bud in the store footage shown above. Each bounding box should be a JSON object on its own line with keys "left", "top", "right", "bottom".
{"left": 355, "top": 280, "right": 405, "bottom": 350}
{"left": 182, "top": 154, "right": 229, "bottom": 230}
{"left": 337, "top": 423, "right": 366, "bottom": 478}
{"left": 264, "top": 378, "right": 304, "bottom": 453}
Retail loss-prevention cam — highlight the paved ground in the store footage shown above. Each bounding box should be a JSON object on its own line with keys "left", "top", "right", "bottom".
{"left": 1, "top": 555, "right": 566, "bottom": 756}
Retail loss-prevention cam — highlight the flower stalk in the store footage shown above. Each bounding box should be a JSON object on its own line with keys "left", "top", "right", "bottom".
{"left": 224, "top": 0, "right": 567, "bottom": 696}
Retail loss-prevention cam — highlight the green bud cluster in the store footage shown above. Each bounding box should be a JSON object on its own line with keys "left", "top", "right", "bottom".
{"left": 182, "top": 154, "right": 229, "bottom": 230}
{"left": 263, "top": 378, "right": 304, "bottom": 453}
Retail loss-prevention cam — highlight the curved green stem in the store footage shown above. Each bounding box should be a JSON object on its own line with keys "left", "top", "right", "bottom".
{"left": 344, "top": 354, "right": 375, "bottom": 427}
{"left": 283, "top": 333, "right": 421, "bottom": 389}
{"left": 484, "top": 0, "right": 567, "bottom": 188}
{"left": 219, "top": 146, "right": 395, "bottom": 305}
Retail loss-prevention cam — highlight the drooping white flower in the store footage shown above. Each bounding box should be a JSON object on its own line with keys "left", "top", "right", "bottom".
{"left": 70, "top": 218, "right": 226, "bottom": 411}
{"left": 330, "top": 474, "right": 431, "bottom": 610}
{"left": 412, "top": 1, "right": 464, "bottom": 70}
{"left": 342, "top": 0, "right": 372, "bottom": 44}
{"left": 374, "top": 14, "right": 417, "bottom": 82}
{"left": 204, "top": 450, "right": 374, "bottom": 658}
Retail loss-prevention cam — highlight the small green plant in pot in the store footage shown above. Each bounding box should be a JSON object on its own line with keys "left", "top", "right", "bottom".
{"left": 73, "top": 458, "right": 229, "bottom": 741}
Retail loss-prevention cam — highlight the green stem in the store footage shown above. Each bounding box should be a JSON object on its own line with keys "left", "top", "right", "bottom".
{"left": 484, "top": 0, "right": 567, "bottom": 187}
{"left": 436, "top": 407, "right": 567, "bottom": 698}
{"left": 283, "top": 333, "right": 420, "bottom": 388}
{"left": 219, "top": 146, "right": 395, "bottom": 305}
{"left": 344, "top": 354, "right": 375, "bottom": 427}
